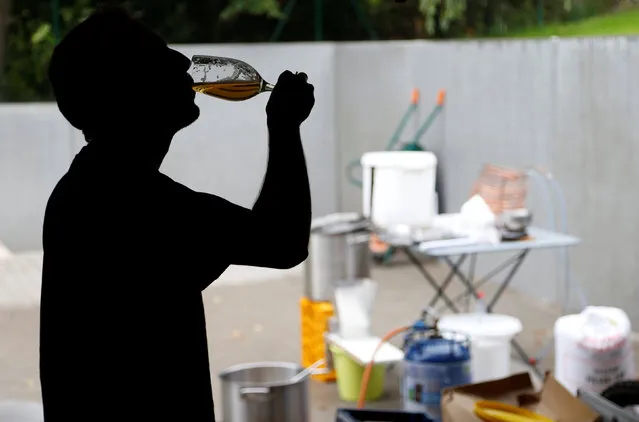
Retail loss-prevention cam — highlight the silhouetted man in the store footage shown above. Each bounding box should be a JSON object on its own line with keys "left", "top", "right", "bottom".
{"left": 40, "top": 6, "right": 314, "bottom": 422}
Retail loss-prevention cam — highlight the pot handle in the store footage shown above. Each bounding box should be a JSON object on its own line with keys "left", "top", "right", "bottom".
{"left": 240, "top": 387, "right": 272, "bottom": 401}
{"left": 347, "top": 232, "right": 371, "bottom": 246}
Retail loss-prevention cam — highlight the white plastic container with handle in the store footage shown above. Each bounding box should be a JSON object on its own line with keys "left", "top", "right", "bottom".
{"left": 438, "top": 313, "right": 523, "bottom": 383}
{"left": 361, "top": 151, "right": 438, "bottom": 230}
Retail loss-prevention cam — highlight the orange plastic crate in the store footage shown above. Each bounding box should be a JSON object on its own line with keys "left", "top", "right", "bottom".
{"left": 300, "top": 297, "right": 336, "bottom": 382}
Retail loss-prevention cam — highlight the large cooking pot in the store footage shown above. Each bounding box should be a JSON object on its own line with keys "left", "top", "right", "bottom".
{"left": 305, "top": 213, "right": 372, "bottom": 302}
{"left": 220, "top": 362, "right": 312, "bottom": 422}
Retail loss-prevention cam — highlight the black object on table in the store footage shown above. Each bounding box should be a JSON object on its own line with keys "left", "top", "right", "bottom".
{"left": 336, "top": 408, "right": 434, "bottom": 422}
{"left": 578, "top": 382, "right": 639, "bottom": 422}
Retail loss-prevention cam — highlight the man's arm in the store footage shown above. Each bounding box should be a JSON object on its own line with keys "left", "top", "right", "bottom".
{"left": 226, "top": 71, "right": 315, "bottom": 269}
{"left": 229, "top": 124, "right": 311, "bottom": 268}
{"left": 165, "top": 71, "right": 314, "bottom": 274}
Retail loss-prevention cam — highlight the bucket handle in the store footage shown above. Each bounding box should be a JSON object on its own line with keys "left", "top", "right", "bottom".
{"left": 240, "top": 387, "right": 272, "bottom": 401}
{"left": 346, "top": 160, "right": 363, "bottom": 188}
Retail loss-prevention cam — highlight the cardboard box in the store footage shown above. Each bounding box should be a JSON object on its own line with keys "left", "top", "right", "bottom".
{"left": 441, "top": 372, "right": 599, "bottom": 422}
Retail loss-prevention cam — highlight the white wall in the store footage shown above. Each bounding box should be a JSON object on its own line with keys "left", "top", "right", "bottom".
{"left": 0, "top": 43, "right": 339, "bottom": 253}
{"left": 0, "top": 104, "right": 75, "bottom": 251}
{"left": 3, "top": 39, "right": 639, "bottom": 324}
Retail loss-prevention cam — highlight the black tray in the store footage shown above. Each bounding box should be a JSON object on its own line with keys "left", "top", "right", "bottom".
{"left": 336, "top": 408, "right": 434, "bottom": 422}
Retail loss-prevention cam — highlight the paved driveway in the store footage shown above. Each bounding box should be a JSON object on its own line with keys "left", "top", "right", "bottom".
{"left": 1, "top": 252, "right": 629, "bottom": 421}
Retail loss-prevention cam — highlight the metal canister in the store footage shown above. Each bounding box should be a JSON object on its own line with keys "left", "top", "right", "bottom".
{"left": 220, "top": 362, "right": 310, "bottom": 422}
{"left": 304, "top": 213, "right": 371, "bottom": 302}
{"left": 402, "top": 320, "right": 472, "bottom": 422}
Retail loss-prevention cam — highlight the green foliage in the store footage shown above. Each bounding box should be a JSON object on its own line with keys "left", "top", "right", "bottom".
{"left": 0, "top": 0, "right": 628, "bottom": 102}
{"left": 416, "top": 0, "right": 622, "bottom": 37}
{"left": 0, "top": 0, "right": 92, "bottom": 101}
{"left": 418, "top": 0, "right": 465, "bottom": 34}
{"left": 511, "top": 6, "right": 639, "bottom": 37}
{"left": 566, "top": 0, "right": 621, "bottom": 20}
{"left": 220, "top": 0, "right": 283, "bottom": 21}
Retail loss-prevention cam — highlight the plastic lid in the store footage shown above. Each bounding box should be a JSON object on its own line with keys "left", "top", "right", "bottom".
{"left": 405, "top": 337, "right": 471, "bottom": 363}
{"left": 361, "top": 151, "right": 437, "bottom": 170}
{"left": 438, "top": 313, "right": 523, "bottom": 338}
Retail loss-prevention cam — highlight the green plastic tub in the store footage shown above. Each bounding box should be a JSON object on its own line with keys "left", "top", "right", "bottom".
{"left": 330, "top": 344, "right": 385, "bottom": 402}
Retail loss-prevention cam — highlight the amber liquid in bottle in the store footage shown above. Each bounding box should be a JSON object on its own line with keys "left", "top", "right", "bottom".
{"left": 192, "top": 80, "right": 264, "bottom": 101}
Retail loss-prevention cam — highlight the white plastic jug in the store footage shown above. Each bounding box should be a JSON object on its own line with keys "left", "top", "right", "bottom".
{"left": 361, "top": 151, "right": 438, "bottom": 230}
{"left": 438, "top": 313, "right": 523, "bottom": 383}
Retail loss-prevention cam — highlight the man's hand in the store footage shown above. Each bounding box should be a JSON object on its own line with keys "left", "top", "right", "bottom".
{"left": 266, "top": 70, "right": 315, "bottom": 129}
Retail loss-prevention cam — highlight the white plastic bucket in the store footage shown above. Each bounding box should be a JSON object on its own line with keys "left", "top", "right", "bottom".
{"left": 361, "top": 151, "right": 438, "bottom": 230}
{"left": 438, "top": 313, "right": 523, "bottom": 383}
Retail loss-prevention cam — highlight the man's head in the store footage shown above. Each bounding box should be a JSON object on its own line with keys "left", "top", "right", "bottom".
{"left": 48, "top": 6, "right": 199, "bottom": 143}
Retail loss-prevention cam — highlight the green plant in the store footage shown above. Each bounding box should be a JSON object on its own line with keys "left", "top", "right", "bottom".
{"left": 220, "top": 0, "right": 283, "bottom": 21}
{"left": 0, "top": 0, "right": 92, "bottom": 101}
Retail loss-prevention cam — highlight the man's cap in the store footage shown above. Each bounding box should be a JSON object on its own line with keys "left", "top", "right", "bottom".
{"left": 48, "top": 6, "right": 163, "bottom": 130}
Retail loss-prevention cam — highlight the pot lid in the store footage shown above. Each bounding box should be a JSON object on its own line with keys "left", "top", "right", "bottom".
{"left": 311, "top": 213, "right": 371, "bottom": 235}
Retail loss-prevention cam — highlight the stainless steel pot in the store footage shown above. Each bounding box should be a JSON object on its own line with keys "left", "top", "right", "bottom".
{"left": 219, "top": 362, "right": 311, "bottom": 422}
{"left": 305, "top": 213, "right": 372, "bottom": 302}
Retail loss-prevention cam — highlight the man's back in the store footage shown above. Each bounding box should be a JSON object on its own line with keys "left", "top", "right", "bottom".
{"left": 40, "top": 144, "right": 222, "bottom": 421}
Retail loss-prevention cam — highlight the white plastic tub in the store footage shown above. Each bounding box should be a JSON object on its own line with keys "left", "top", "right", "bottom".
{"left": 438, "top": 313, "right": 523, "bottom": 383}
{"left": 361, "top": 151, "right": 438, "bottom": 230}
{"left": 554, "top": 306, "right": 636, "bottom": 395}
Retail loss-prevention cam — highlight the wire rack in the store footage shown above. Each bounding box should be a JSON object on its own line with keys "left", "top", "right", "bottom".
{"left": 471, "top": 164, "right": 528, "bottom": 215}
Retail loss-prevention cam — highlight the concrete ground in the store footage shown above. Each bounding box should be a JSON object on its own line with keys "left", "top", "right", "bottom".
{"left": 0, "top": 251, "right": 637, "bottom": 421}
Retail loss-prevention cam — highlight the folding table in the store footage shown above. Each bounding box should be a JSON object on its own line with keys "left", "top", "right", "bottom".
{"left": 387, "top": 227, "right": 581, "bottom": 375}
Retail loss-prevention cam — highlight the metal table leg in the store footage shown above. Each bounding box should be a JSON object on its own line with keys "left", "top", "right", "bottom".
{"left": 441, "top": 255, "right": 481, "bottom": 303}
{"left": 436, "top": 250, "right": 542, "bottom": 376}
{"left": 401, "top": 247, "right": 464, "bottom": 313}
{"left": 438, "top": 253, "right": 526, "bottom": 311}
{"left": 437, "top": 250, "right": 528, "bottom": 313}
{"left": 427, "top": 255, "right": 467, "bottom": 308}
{"left": 468, "top": 251, "right": 541, "bottom": 375}
{"left": 485, "top": 250, "right": 529, "bottom": 312}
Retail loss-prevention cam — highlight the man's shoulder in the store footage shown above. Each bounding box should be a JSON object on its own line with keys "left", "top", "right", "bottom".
{"left": 155, "top": 173, "right": 240, "bottom": 212}
{"left": 155, "top": 172, "right": 191, "bottom": 191}
{"left": 153, "top": 172, "right": 204, "bottom": 203}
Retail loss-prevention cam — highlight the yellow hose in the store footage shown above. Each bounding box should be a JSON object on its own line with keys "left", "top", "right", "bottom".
{"left": 474, "top": 401, "right": 556, "bottom": 422}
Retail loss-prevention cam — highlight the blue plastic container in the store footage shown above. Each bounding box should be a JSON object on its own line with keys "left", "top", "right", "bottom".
{"left": 402, "top": 322, "right": 472, "bottom": 422}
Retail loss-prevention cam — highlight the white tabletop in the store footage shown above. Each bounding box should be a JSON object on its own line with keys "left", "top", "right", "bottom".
{"left": 417, "top": 227, "right": 580, "bottom": 257}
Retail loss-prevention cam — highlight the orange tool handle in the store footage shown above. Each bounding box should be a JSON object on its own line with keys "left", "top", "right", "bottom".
{"left": 436, "top": 89, "right": 446, "bottom": 106}
{"left": 410, "top": 88, "right": 420, "bottom": 105}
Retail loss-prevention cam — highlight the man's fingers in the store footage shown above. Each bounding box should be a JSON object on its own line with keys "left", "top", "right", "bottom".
{"left": 277, "top": 70, "right": 310, "bottom": 86}
{"left": 277, "top": 70, "right": 295, "bottom": 84}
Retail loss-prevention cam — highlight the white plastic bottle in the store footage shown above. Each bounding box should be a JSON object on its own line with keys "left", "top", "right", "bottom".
{"left": 475, "top": 291, "right": 487, "bottom": 314}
